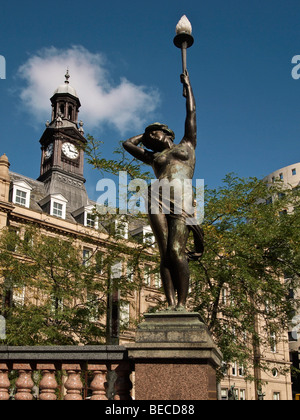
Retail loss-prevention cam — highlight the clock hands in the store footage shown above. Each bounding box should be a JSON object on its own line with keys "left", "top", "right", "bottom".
{"left": 62, "top": 142, "right": 79, "bottom": 159}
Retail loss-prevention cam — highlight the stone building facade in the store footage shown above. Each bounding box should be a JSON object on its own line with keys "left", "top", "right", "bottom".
{"left": 0, "top": 73, "right": 164, "bottom": 346}
{"left": 264, "top": 163, "right": 300, "bottom": 399}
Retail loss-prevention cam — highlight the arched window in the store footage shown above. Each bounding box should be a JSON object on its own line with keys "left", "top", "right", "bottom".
{"left": 68, "top": 105, "right": 73, "bottom": 120}
{"left": 59, "top": 104, "right": 65, "bottom": 116}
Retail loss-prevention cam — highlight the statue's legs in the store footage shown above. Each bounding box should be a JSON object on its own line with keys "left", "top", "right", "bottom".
{"left": 167, "top": 217, "right": 190, "bottom": 307}
{"left": 148, "top": 212, "right": 190, "bottom": 308}
{"left": 147, "top": 212, "right": 176, "bottom": 307}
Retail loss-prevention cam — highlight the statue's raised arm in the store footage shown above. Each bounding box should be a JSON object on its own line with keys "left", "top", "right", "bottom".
{"left": 180, "top": 70, "right": 197, "bottom": 150}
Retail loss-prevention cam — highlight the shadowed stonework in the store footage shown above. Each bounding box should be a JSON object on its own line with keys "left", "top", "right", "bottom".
{"left": 127, "top": 311, "right": 222, "bottom": 400}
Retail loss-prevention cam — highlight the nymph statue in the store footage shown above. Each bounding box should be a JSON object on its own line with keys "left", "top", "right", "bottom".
{"left": 123, "top": 70, "right": 203, "bottom": 310}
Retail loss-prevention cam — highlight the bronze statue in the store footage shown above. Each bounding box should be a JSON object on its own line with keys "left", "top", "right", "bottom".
{"left": 123, "top": 70, "right": 203, "bottom": 310}
{"left": 228, "top": 385, "right": 237, "bottom": 400}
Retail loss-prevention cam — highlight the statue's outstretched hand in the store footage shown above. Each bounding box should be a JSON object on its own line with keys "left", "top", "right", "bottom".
{"left": 180, "top": 70, "right": 190, "bottom": 85}
{"left": 180, "top": 70, "right": 190, "bottom": 97}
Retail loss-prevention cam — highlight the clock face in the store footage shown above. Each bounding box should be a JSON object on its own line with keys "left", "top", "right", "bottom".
{"left": 62, "top": 142, "right": 79, "bottom": 160}
{"left": 45, "top": 143, "right": 53, "bottom": 159}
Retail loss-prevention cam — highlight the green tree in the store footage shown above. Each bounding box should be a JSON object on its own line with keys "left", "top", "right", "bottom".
{"left": 189, "top": 174, "right": 300, "bottom": 378}
{"left": 0, "top": 224, "right": 148, "bottom": 345}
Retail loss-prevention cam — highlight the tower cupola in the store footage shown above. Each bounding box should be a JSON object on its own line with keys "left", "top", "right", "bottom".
{"left": 50, "top": 70, "right": 81, "bottom": 127}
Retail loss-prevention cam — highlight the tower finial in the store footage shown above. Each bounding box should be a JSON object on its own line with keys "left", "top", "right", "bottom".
{"left": 65, "top": 69, "right": 70, "bottom": 84}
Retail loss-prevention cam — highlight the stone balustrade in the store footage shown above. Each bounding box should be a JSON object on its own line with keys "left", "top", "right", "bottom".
{"left": 0, "top": 346, "right": 133, "bottom": 400}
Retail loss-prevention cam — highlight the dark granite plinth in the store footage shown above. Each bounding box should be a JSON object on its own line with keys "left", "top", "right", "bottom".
{"left": 127, "top": 311, "right": 222, "bottom": 400}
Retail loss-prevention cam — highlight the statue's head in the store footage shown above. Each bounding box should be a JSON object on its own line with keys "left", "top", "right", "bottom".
{"left": 142, "top": 123, "right": 175, "bottom": 152}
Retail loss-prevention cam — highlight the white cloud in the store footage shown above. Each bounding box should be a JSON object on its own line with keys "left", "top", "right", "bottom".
{"left": 17, "top": 45, "right": 160, "bottom": 134}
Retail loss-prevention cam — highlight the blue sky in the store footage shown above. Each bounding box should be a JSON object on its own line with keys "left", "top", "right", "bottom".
{"left": 0, "top": 0, "right": 300, "bottom": 200}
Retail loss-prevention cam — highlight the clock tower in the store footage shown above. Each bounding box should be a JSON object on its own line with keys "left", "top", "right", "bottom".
{"left": 38, "top": 71, "right": 89, "bottom": 212}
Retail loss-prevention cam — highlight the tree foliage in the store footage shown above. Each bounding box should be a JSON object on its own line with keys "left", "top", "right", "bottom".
{"left": 0, "top": 223, "right": 154, "bottom": 345}
{"left": 84, "top": 134, "right": 152, "bottom": 181}
{"left": 0, "top": 227, "right": 108, "bottom": 345}
{"left": 189, "top": 174, "right": 300, "bottom": 376}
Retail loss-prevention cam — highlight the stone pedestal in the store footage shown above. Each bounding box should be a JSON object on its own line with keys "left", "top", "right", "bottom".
{"left": 127, "top": 311, "right": 222, "bottom": 401}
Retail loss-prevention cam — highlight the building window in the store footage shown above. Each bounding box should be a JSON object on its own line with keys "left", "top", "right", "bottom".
{"left": 86, "top": 213, "right": 96, "bottom": 228}
{"left": 6, "top": 228, "right": 20, "bottom": 252}
{"left": 52, "top": 202, "right": 63, "bottom": 218}
{"left": 120, "top": 302, "right": 130, "bottom": 327}
{"left": 292, "top": 168, "right": 297, "bottom": 176}
{"left": 59, "top": 104, "right": 65, "bottom": 116}
{"left": 130, "top": 225, "right": 154, "bottom": 246}
{"left": 13, "top": 286, "right": 26, "bottom": 306}
{"left": 143, "top": 225, "right": 155, "bottom": 246}
{"left": 221, "top": 389, "right": 228, "bottom": 400}
{"left": 273, "top": 392, "right": 280, "bottom": 400}
{"left": 238, "top": 365, "right": 244, "bottom": 377}
{"left": 126, "top": 264, "right": 134, "bottom": 282}
{"left": 40, "top": 193, "right": 68, "bottom": 220}
{"left": 279, "top": 209, "right": 287, "bottom": 216}
{"left": 51, "top": 295, "right": 64, "bottom": 314}
{"left": 270, "top": 332, "right": 277, "bottom": 353}
{"left": 68, "top": 105, "right": 73, "bottom": 120}
{"left": 279, "top": 173, "right": 283, "bottom": 180}
{"left": 232, "top": 362, "right": 237, "bottom": 376}
{"left": 83, "top": 248, "right": 92, "bottom": 266}
{"left": 50, "top": 196, "right": 67, "bottom": 219}
{"left": 95, "top": 252, "right": 103, "bottom": 275}
{"left": 87, "top": 291, "right": 98, "bottom": 322}
{"left": 154, "top": 272, "right": 162, "bottom": 289}
{"left": 221, "top": 287, "right": 227, "bottom": 305}
{"left": 111, "top": 261, "right": 123, "bottom": 280}
{"left": 144, "top": 265, "right": 152, "bottom": 287}
{"left": 15, "top": 189, "right": 27, "bottom": 206}
{"left": 115, "top": 219, "right": 128, "bottom": 239}
{"left": 240, "top": 389, "right": 246, "bottom": 400}
{"left": 11, "top": 180, "right": 32, "bottom": 208}
{"left": 72, "top": 205, "right": 98, "bottom": 229}
{"left": 266, "top": 197, "right": 273, "bottom": 205}
{"left": 50, "top": 197, "right": 67, "bottom": 219}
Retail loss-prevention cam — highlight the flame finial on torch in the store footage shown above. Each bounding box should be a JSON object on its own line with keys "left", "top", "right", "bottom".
{"left": 173, "top": 15, "right": 194, "bottom": 95}
{"left": 173, "top": 15, "right": 194, "bottom": 52}
{"left": 176, "top": 15, "right": 192, "bottom": 35}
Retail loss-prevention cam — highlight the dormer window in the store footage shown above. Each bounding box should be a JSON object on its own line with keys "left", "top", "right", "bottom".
{"left": 52, "top": 201, "right": 64, "bottom": 218}
{"left": 101, "top": 217, "right": 128, "bottom": 239}
{"left": 86, "top": 212, "right": 97, "bottom": 228}
{"left": 11, "top": 180, "right": 32, "bottom": 208}
{"left": 16, "top": 190, "right": 27, "bottom": 206}
{"left": 50, "top": 195, "right": 67, "bottom": 219}
{"left": 39, "top": 193, "right": 68, "bottom": 220}
{"left": 72, "top": 205, "right": 99, "bottom": 228}
{"left": 130, "top": 224, "right": 155, "bottom": 246}
{"left": 115, "top": 218, "right": 128, "bottom": 239}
